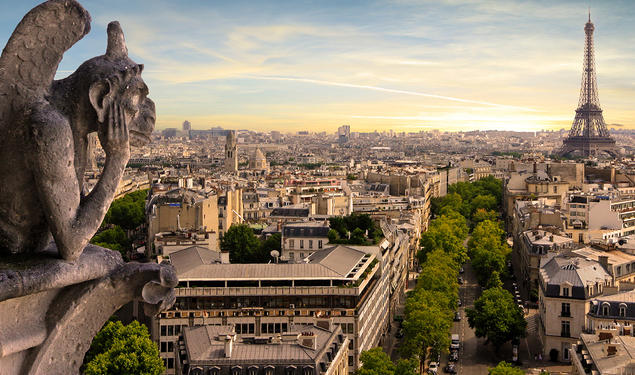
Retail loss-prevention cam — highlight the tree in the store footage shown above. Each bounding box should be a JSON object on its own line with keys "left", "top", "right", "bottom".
{"left": 488, "top": 361, "right": 524, "bottom": 375}
{"left": 356, "top": 347, "right": 395, "bottom": 375}
{"left": 104, "top": 189, "right": 147, "bottom": 230}
{"left": 221, "top": 224, "right": 268, "bottom": 263}
{"left": 261, "top": 233, "right": 281, "bottom": 255}
{"left": 466, "top": 287, "right": 527, "bottom": 351}
{"left": 472, "top": 208, "right": 498, "bottom": 226}
{"left": 91, "top": 226, "right": 130, "bottom": 260}
{"left": 470, "top": 194, "right": 497, "bottom": 216}
{"left": 83, "top": 320, "right": 164, "bottom": 375}
{"left": 395, "top": 358, "right": 418, "bottom": 375}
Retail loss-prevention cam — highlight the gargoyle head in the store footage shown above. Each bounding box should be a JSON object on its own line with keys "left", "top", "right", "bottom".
{"left": 69, "top": 21, "right": 155, "bottom": 147}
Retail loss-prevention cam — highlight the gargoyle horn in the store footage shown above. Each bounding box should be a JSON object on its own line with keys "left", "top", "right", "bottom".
{"left": 105, "top": 21, "right": 128, "bottom": 59}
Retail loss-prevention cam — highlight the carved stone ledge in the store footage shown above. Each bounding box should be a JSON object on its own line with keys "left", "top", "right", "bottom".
{"left": 0, "top": 244, "right": 177, "bottom": 374}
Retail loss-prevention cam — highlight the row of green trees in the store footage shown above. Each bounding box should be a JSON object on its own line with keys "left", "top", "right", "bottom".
{"left": 220, "top": 224, "right": 281, "bottom": 263}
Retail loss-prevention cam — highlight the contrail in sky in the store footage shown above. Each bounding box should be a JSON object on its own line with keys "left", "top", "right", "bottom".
{"left": 249, "top": 75, "right": 538, "bottom": 112}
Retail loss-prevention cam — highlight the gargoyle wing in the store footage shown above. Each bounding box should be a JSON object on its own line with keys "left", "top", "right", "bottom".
{"left": 0, "top": 0, "right": 91, "bottom": 94}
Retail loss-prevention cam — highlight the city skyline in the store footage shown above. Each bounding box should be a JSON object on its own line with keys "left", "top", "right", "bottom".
{"left": 1, "top": 0, "right": 635, "bottom": 133}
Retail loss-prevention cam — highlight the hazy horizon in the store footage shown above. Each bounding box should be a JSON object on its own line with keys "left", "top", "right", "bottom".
{"left": 2, "top": 0, "right": 634, "bottom": 133}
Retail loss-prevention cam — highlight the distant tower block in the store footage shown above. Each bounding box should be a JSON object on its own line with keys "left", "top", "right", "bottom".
{"left": 558, "top": 12, "right": 619, "bottom": 157}
{"left": 225, "top": 130, "right": 238, "bottom": 173}
{"left": 182, "top": 120, "right": 191, "bottom": 131}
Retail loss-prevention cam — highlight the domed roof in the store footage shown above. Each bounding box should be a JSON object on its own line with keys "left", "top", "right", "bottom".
{"left": 253, "top": 148, "right": 266, "bottom": 161}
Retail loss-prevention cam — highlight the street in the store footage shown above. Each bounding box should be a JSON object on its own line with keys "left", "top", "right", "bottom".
{"left": 384, "top": 256, "right": 572, "bottom": 374}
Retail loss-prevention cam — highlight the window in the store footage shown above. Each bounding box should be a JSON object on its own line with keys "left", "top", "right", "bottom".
{"left": 289, "top": 240, "right": 295, "bottom": 248}
{"left": 300, "top": 253, "right": 305, "bottom": 258}
{"left": 603, "top": 304, "right": 610, "bottom": 316}
{"left": 309, "top": 240, "right": 313, "bottom": 249}
{"left": 232, "top": 366, "right": 242, "bottom": 375}
{"left": 561, "top": 303, "right": 570, "bottom": 317}
{"left": 160, "top": 325, "right": 166, "bottom": 336}
{"left": 300, "top": 240, "right": 304, "bottom": 249}
{"left": 562, "top": 287, "right": 570, "bottom": 297}
{"left": 318, "top": 240, "right": 323, "bottom": 249}
{"left": 620, "top": 305, "right": 627, "bottom": 317}
{"left": 553, "top": 186, "right": 558, "bottom": 193}
{"left": 561, "top": 321, "right": 570, "bottom": 337}
{"left": 265, "top": 367, "right": 274, "bottom": 375}
{"left": 286, "top": 366, "right": 296, "bottom": 375}
{"left": 289, "top": 252, "right": 294, "bottom": 259}
{"left": 210, "top": 367, "right": 220, "bottom": 375}
{"left": 249, "top": 366, "right": 259, "bottom": 375}
{"left": 562, "top": 343, "right": 571, "bottom": 360}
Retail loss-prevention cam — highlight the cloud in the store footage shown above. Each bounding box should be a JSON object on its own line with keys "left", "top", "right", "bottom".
{"left": 248, "top": 75, "right": 539, "bottom": 112}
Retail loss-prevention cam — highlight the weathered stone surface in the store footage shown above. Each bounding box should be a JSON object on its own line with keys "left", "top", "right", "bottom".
{"left": 0, "top": 2, "right": 175, "bottom": 374}
{"left": 0, "top": 0, "right": 155, "bottom": 262}
{"left": 0, "top": 246, "right": 177, "bottom": 374}
{"left": 0, "top": 244, "right": 123, "bottom": 302}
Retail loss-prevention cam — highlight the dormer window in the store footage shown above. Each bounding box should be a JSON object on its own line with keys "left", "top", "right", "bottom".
{"left": 620, "top": 304, "right": 627, "bottom": 317}
{"left": 602, "top": 303, "right": 610, "bottom": 316}
{"left": 562, "top": 287, "right": 570, "bottom": 297}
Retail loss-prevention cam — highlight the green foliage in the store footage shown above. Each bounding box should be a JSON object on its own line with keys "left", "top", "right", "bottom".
{"left": 260, "top": 233, "right": 282, "bottom": 255}
{"left": 221, "top": 224, "right": 269, "bottom": 263}
{"left": 83, "top": 320, "right": 164, "bottom": 375}
{"left": 104, "top": 189, "right": 147, "bottom": 230}
{"left": 418, "top": 211, "right": 467, "bottom": 265}
{"left": 466, "top": 287, "right": 527, "bottom": 351}
{"left": 401, "top": 289, "right": 453, "bottom": 359}
{"left": 356, "top": 348, "right": 395, "bottom": 375}
{"left": 347, "top": 174, "right": 358, "bottom": 180}
{"left": 488, "top": 361, "right": 525, "bottom": 375}
{"left": 468, "top": 220, "right": 511, "bottom": 286}
{"left": 328, "top": 214, "right": 382, "bottom": 245}
{"left": 472, "top": 209, "right": 499, "bottom": 226}
{"left": 395, "top": 358, "right": 418, "bottom": 375}
{"left": 91, "top": 226, "right": 130, "bottom": 260}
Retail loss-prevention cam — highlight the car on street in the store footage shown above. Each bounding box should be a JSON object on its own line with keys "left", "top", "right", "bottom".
{"left": 449, "top": 351, "right": 459, "bottom": 362}
{"left": 457, "top": 298, "right": 462, "bottom": 307}
{"left": 450, "top": 334, "right": 460, "bottom": 350}
{"left": 396, "top": 328, "right": 404, "bottom": 338}
{"left": 444, "top": 363, "right": 457, "bottom": 374}
{"left": 458, "top": 277, "right": 464, "bottom": 284}
{"left": 428, "top": 362, "right": 439, "bottom": 374}
{"left": 459, "top": 267, "right": 464, "bottom": 273}
{"left": 454, "top": 311, "right": 461, "bottom": 321}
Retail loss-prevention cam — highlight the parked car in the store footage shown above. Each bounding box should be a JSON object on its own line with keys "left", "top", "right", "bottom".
{"left": 449, "top": 351, "right": 459, "bottom": 362}
{"left": 396, "top": 328, "right": 404, "bottom": 338}
{"left": 458, "top": 277, "right": 464, "bottom": 284}
{"left": 428, "top": 362, "right": 439, "bottom": 374}
{"left": 459, "top": 267, "right": 465, "bottom": 273}
{"left": 454, "top": 311, "right": 461, "bottom": 321}
{"left": 444, "top": 363, "right": 457, "bottom": 374}
{"left": 457, "top": 298, "right": 462, "bottom": 307}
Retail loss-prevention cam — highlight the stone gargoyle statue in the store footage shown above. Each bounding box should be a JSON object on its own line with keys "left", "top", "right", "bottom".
{"left": 0, "top": 1, "right": 177, "bottom": 373}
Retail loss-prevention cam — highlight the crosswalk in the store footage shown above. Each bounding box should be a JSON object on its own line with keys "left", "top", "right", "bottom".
{"left": 526, "top": 314, "right": 538, "bottom": 335}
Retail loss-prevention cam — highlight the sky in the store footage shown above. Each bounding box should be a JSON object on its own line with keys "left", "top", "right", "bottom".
{"left": 1, "top": 0, "right": 635, "bottom": 133}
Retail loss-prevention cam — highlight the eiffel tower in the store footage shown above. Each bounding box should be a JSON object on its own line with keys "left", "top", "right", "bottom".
{"left": 558, "top": 12, "right": 619, "bottom": 157}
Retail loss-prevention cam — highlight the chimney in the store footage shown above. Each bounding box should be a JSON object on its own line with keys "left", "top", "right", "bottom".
{"left": 598, "top": 256, "right": 609, "bottom": 272}
{"left": 220, "top": 251, "right": 230, "bottom": 264}
{"left": 224, "top": 335, "right": 233, "bottom": 358}
{"left": 298, "top": 331, "right": 316, "bottom": 350}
